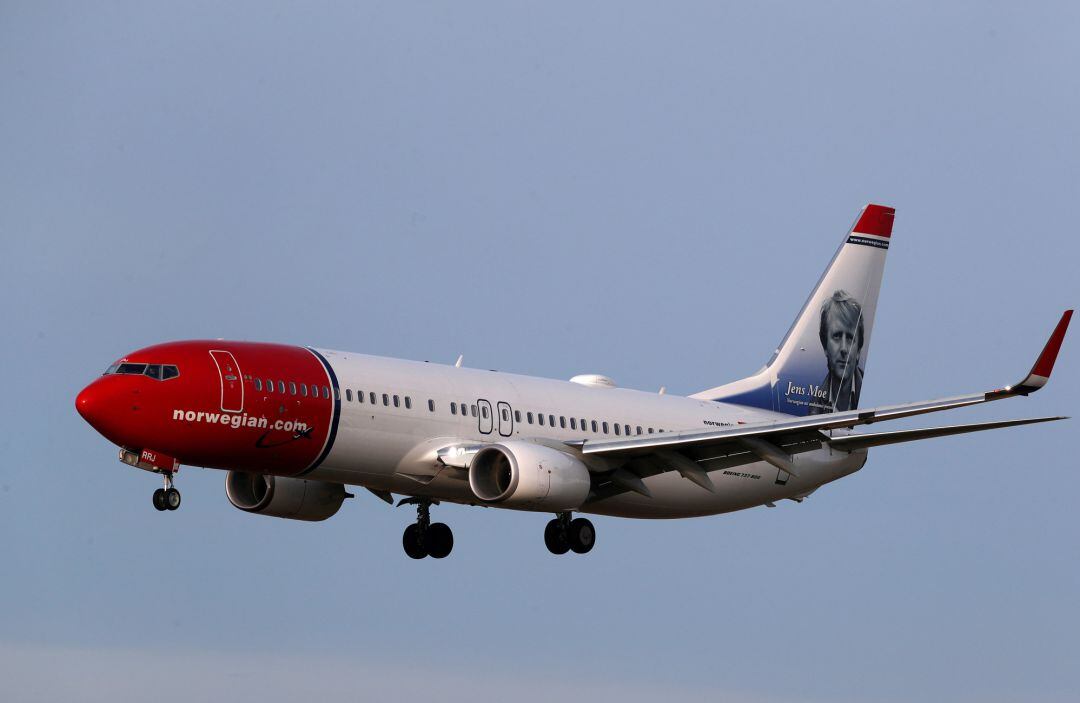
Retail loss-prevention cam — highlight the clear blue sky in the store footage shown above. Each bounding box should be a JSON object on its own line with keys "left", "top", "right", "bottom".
{"left": 1, "top": 2, "right": 1077, "bottom": 701}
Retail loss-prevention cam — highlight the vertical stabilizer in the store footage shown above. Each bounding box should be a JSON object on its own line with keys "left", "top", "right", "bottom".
{"left": 691, "top": 204, "right": 895, "bottom": 416}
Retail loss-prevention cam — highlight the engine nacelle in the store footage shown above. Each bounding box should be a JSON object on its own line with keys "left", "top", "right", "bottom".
{"left": 468, "top": 441, "right": 591, "bottom": 510}
{"left": 225, "top": 471, "right": 346, "bottom": 522}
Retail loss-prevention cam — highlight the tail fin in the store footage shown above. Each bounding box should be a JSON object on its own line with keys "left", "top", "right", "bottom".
{"left": 691, "top": 204, "right": 895, "bottom": 415}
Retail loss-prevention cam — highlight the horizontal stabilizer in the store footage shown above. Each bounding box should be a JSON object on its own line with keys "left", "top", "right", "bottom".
{"left": 826, "top": 416, "right": 1066, "bottom": 452}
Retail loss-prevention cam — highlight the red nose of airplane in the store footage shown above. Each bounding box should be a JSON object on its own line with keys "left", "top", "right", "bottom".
{"left": 76, "top": 377, "right": 130, "bottom": 444}
{"left": 76, "top": 380, "right": 106, "bottom": 430}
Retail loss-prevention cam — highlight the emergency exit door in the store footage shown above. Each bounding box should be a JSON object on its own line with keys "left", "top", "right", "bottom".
{"left": 477, "top": 399, "right": 493, "bottom": 434}
{"left": 497, "top": 401, "right": 514, "bottom": 437}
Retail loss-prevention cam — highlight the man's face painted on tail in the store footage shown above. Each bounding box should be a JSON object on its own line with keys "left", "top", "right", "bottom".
{"left": 819, "top": 291, "right": 864, "bottom": 386}
{"left": 825, "top": 313, "right": 861, "bottom": 380}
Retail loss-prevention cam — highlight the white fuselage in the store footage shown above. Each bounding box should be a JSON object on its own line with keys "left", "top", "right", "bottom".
{"left": 306, "top": 349, "right": 867, "bottom": 518}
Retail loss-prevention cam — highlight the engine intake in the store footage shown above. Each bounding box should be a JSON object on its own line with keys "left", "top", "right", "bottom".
{"left": 468, "top": 441, "right": 591, "bottom": 510}
{"left": 225, "top": 471, "right": 346, "bottom": 522}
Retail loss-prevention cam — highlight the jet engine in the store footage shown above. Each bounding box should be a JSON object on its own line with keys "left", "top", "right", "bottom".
{"left": 225, "top": 471, "right": 346, "bottom": 521}
{"left": 468, "top": 441, "right": 591, "bottom": 510}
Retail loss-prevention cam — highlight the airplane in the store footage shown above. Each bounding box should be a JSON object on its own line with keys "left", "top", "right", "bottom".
{"left": 75, "top": 204, "right": 1072, "bottom": 559}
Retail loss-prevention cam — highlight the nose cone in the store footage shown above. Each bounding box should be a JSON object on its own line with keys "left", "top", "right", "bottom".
{"left": 76, "top": 377, "right": 130, "bottom": 444}
{"left": 76, "top": 380, "right": 106, "bottom": 430}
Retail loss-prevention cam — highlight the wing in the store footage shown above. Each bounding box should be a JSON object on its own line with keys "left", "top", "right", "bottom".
{"left": 578, "top": 310, "right": 1071, "bottom": 498}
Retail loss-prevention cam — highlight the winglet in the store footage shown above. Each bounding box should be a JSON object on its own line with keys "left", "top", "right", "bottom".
{"left": 1010, "top": 310, "right": 1072, "bottom": 393}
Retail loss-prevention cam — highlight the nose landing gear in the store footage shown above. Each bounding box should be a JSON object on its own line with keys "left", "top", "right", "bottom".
{"left": 118, "top": 449, "right": 181, "bottom": 512}
{"left": 152, "top": 473, "right": 181, "bottom": 511}
{"left": 398, "top": 497, "right": 453, "bottom": 559}
{"left": 544, "top": 512, "right": 595, "bottom": 555}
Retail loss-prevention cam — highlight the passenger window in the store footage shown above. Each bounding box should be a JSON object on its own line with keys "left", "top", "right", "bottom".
{"left": 393, "top": 395, "right": 400, "bottom": 407}
{"left": 310, "top": 384, "right": 319, "bottom": 397}
{"left": 527, "top": 412, "right": 534, "bottom": 424}
{"left": 161, "top": 365, "right": 179, "bottom": 380}
{"left": 428, "top": 399, "right": 435, "bottom": 412}
{"left": 254, "top": 378, "right": 263, "bottom": 391}
{"left": 322, "top": 386, "right": 330, "bottom": 399}
{"left": 334, "top": 388, "right": 340, "bottom": 401}
{"left": 548, "top": 414, "right": 555, "bottom": 427}
{"left": 636, "top": 426, "right": 642, "bottom": 435}
{"left": 580, "top": 419, "right": 586, "bottom": 431}
{"left": 570, "top": 418, "right": 577, "bottom": 430}
{"left": 356, "top": 390, "right": 363, "bottom": 403}
{"left": 648, "top": 428, "right": 654, "bottom": 434}
{"left": 559, "top": 416, "right": 566, "bottom": 428}
{"left": 591, "top": 420, "right": 598, "bottom": 432}
{"left": 278, "top": 381, "right": 286, "bottom": 393}
{"left": 538, "top": 414, "right": 545, "bottom": 426}
{"left": 265, "top": 378, "right": 273, "bottom": 392}
{"left": 405, "top": 397, "right": 412, "bottom": 409}
{"left": 369, "top": 392, "right": 376, "bottom": 404}
{"left": 481, "top": 406, "right": 489, "bottom": 419}
{"left": 614, "top": 424, "right": 621, "bottom": 436}
{"left": 383, "top": 394, "right": 389, "bottom": 406}
{"left": 514, "top": 410, "right": 521, "bottom": 422}
{"left": 502, "top": 408, "right": 509, "bottom": 421}
{"left": 289, "top": 382, "right": 297, "bottom": 395}
{"left": 346, "top": 389, "right": 353, "bottom": 402}
{"left": 470, "top": 405, "right": 477, "bottom": 417}
{"left": 300, "top": 384, "right": 308, "bottom": 397}
{"left": 602, "top": 422, "right": 609, "bottom": 434}
{"left": 625, "top": 424, "right": 631, "bottom": 436}
{"left": 451, "top": 402, "right": 458, "bottom": 415}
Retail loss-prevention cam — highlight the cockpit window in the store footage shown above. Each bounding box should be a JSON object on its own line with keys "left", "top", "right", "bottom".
{"left": 106, "top": 362, "right": 179, "bottom": 381}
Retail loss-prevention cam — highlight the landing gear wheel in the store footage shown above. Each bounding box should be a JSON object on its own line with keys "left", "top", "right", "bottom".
{"left": 152, "top": 488, "right": 167, "bottom": 511}
{"left": 544, "top": 519, "right": 570, "bottom": 555}
{"left": 403, "top": 523, "right": 428, "bottom": 560}
{"left": 399, "top": 497, "right": 454, "bottom": 560}
{"left": 425, "top": 522, "right": 454, "bottom": 559}
{"left": 164, "top": 487, "right": 181, "bottom": 511}
{"left": 568, "top": 517, "right": 595, "bottom": 554}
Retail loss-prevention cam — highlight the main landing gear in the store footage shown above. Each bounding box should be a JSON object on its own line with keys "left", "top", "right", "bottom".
{"left": 399, "top": 497, "right": 453, "bottom": 560}
{"left": 152, "top": 472, "right": 181, "bottom": 512}
{"left": 544, "top": 512, "right": 595, "bottom": 555}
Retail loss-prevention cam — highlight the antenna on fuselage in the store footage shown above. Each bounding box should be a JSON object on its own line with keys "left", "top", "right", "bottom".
{"left": 658, "top": 386, "right": 666, "bottom": 395}
{"left": 454, "top": 355, "right": 463, "bottom": 368}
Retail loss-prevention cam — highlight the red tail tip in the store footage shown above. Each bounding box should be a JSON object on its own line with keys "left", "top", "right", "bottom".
{"left": 854, "top": 204, "right": 895, "bottom": 238}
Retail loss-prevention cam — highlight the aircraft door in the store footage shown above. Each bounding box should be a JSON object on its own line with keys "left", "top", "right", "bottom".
{"left": 209, "top": 350, "right": 244, "bottom": 413}
{"left": 497, "top": 401, "right": 513, "bottom": 437}
{"left": 477, "top": 399, "right": 494, "bottom": 435}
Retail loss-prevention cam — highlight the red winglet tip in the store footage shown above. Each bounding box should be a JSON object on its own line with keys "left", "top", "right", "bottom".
{"left": 1031, "top": 310, "right": 1072, "bottom": 379}
{"left": 854, "top": 203, "right": 895, "bottom": 238}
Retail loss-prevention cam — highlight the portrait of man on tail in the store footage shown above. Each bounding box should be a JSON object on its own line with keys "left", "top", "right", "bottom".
{"left": 808, "top": 289, "right": 864, "bottom": 414}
